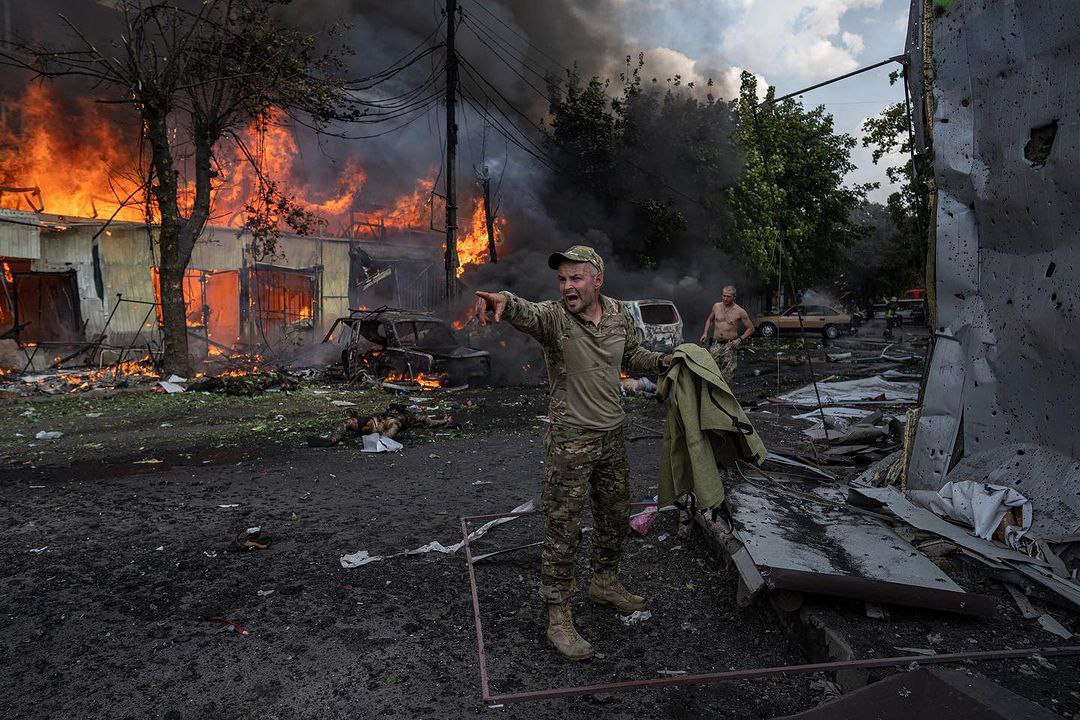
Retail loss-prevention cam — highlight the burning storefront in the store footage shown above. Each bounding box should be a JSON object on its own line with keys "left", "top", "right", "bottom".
{"left": 0, "top": 87, "right": 503, "bottom": 371}
{"left": 0, "top": 211, "right": 448, "bottom": 369}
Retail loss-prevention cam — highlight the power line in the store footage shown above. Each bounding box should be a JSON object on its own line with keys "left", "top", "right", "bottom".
{"left": 459, "top": 16, "right": 554, "bottom": 105}
{"left": 457, "top": 87, "right": 556, "bottom": 171}
{"left": 457, "top": 53, "right": 549, "bottom": 145}
{"left": 348, "top": 19, "right": 447, "bottom": 87}
{"left": 459, "top": 10, "right": 557, "bottom": 94}
{"left": 464, "top": 1, "right": 574, "bottom": 79}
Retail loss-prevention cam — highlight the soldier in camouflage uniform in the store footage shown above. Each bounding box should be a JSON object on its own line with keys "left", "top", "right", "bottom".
{"left": 474, "top": 246, "right": 672, "bottom": 661}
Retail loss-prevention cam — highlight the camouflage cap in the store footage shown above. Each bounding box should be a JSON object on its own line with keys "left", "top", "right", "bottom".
{"left": 547, "top": 245, "right": 604, "bottom": 275}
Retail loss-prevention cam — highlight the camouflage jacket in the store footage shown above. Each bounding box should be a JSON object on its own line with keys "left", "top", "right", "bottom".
{"left": 501, "top": 292, "right": 662, "bottom": 430}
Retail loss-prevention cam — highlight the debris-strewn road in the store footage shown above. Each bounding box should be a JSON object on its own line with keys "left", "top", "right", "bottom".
{"left": 1, "top": 325, "right": 1076, "bottom": 719}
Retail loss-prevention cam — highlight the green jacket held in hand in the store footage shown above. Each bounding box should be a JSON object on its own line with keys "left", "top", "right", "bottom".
{"left": 658, "top": 344, "right": 767, "bottom": 510}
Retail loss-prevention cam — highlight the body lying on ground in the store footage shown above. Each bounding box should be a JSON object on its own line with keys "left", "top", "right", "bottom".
{"left": 307, "top": 404, "right": 452, "bottom": 447}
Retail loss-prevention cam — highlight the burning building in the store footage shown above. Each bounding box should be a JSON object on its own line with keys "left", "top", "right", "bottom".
{"left": 0, "top": 209, "right": 454, "bottom": 367}
{"left": 0, "top": 88, "right": 502, "bottom": 369}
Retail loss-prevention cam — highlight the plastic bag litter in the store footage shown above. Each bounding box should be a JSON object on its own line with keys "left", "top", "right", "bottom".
{"left": 630, "top": 505, "right": 659, "bottom": 536}
{"left": 620, "top": 610, "right": 652, "bottom": 625}
{"left": 34, "top": 431, "right": 63, "bottom": 440}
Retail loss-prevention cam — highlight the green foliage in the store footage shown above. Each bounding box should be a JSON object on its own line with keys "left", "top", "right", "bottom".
{"left": 544, "top": 55, "right": 738, "bottom": 268}
{"left": 728, "top": 71, "right": 870, "bottom": 288}
{"left": 858, "top": 82, "right": 932, "bottom": 294}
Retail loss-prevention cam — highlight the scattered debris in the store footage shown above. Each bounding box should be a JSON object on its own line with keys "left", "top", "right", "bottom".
{"left": 34, "top": 431, "right": 62, "bottom": 440}
{"left": 206, "top": 616, "right": 250, "bottom": 637}
{"left": 156, "top": 380, "right": 185, "bottom": 394}
{"left": 340, "top": 499, "right": 536, "bottom": 568}
{"left": 1037, "top": 614, "right": 1073, "bottom": 640}
{"left": 235, "top": 528, "right": 272, "bottom": 550}
{"left": 619, "top": 610, "right": 652, "bottom": 625}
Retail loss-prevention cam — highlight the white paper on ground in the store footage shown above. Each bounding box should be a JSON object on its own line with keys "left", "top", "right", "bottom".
{"left": 361, "top": 434, "right": 404, "bottom": 453}
{"left": 339, "top": 499, "right": 536, "bottom": 568}
{"left": 157, "top": 381, "right": 185, "bottom": 394}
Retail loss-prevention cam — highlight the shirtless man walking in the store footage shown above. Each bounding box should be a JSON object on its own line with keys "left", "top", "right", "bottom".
{"left": 699, "top": 285, "right": 755, "bottom": 382}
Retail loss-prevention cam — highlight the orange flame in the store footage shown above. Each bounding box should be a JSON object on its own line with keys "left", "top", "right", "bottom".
{"left": 382, "top": 371, "right": 447, "bottom": 390}
{"left": 0, "top": 88, "right": 507, "bottom": 276}
{"left": 0, "top": 85, "right": 146, "bottom": 220}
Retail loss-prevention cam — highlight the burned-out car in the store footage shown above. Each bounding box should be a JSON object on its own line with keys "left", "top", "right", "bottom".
{"left": 620, "top": 299, "right": 684, "bottom": 352}
{"left": 325, "top": 308, "right": 491, "bottom": 386}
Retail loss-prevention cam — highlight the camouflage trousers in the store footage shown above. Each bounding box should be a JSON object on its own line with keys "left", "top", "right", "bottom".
{"left": 709, "top": 339, "right": 739, "bottom": 382}
{"left": 539, "top": 423, "right": 630, "bottom": 605}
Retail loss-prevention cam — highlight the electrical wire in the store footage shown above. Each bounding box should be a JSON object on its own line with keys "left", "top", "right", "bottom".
{"left": 464, "top": 1, "right": 576, "bottom": 79}
{"left": 460, "top": 11, "right": 557, "bottom": 92}
{"left": 459, "top": 16, "right": 555, "bottom": 105}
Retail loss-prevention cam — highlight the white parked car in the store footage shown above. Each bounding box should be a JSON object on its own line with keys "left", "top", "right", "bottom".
{"left": 620, "top": 299, "right": 683, "bottom": 352}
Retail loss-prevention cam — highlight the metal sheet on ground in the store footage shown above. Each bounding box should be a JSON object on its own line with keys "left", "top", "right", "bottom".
{"left": 777, "top": 667, "right": 1060, "bottom": 720}
{"left": 725, "top": 479, "right": 991, "bottom": 616}
{"left": 851, "top": 486, "right": 1043, "bottom": 567}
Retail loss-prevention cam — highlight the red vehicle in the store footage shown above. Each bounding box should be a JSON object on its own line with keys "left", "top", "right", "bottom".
{"left": 903, "top": 288, "right": 926, "bottom": 300}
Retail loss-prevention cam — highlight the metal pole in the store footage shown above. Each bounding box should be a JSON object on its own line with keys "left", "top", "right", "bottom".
{"left": 760, "top": 55, "right": 905, "bottom": 107}
{"left": 444, "top": 0, "right": 459, "bottom": 298}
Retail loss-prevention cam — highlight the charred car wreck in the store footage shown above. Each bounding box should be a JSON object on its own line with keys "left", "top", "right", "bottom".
{"left": 326, "top": 307, "right": 491, "bottom": 386}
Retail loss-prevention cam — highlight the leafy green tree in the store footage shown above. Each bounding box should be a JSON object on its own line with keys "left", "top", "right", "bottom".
{"left": 544, "top": 56, "right": 738, "bottom": 269}
{"left": 728, "top": 71, "right": 869, "bottom": 288}
{"left": 860, "top": 88, "right": 931, "bottom": 294}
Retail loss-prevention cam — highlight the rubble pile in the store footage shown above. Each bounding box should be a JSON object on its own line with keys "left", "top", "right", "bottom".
{"left": 0, "top": 359, "right": 161, "bottom": 397}
{"left": 186, "top": 369, "right": 300, "bottom": 396}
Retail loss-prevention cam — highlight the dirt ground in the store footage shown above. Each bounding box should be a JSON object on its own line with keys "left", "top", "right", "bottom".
{"left": 2, "top": 321, "right": 1077, "bottom": 719}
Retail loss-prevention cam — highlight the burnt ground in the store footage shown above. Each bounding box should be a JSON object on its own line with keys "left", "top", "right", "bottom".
{"left": 1, "top": 320, "right": 1077, "bottom": 719}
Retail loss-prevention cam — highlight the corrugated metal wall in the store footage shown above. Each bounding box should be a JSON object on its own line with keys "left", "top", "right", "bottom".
{"left": 35, "top": 229, "right": 103, "bottom": 339}
{"left": 0, "top": 210, "right": 41, "bottom": 259}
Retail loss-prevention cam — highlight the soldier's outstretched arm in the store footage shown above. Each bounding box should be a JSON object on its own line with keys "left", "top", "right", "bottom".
{"left": 476, "top": 290, "right": 559, "bottom": 345}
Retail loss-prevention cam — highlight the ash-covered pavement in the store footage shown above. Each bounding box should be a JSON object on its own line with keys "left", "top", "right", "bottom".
{"left": 1, "top": 324, "right": 1076, "bottom": 719}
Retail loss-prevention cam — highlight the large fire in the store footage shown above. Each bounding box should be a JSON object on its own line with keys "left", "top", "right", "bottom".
{"left": 0, "top": 87, "right": 503, "bottom": 275}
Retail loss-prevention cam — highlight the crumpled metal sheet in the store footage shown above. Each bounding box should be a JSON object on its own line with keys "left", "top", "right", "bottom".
{"left": 726, "top": 478, "right": 993, "bottom": 616}
{"left": 909, "top": 1, "right": 1080, "bottom": 522}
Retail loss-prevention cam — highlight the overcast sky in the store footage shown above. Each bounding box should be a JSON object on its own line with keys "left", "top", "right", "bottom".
{"left": 596, "top": 0, "right": 912, "bottom": 202}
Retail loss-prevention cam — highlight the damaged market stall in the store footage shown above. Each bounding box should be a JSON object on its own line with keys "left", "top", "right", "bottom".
{"left": 0, "top": 211, "right": 443, "bottom": 369}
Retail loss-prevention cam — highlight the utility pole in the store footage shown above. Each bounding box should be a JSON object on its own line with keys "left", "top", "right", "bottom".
{"left": 443, "top": 0, "right": 459, "bottom": 299}
{"left": 481, "top": 172, "right": 497, "bottom": 263}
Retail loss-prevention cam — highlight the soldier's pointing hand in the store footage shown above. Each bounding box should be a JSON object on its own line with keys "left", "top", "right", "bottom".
{"left": 474, "top": 291, "right": 507, "bottom": 326}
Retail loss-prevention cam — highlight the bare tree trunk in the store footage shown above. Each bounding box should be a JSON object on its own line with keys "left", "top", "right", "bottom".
{"left": 158, "top": 261, "right": 189, "bottom": 374}
{"left": 145, "top": 108, "right": 191, "bottom": 376}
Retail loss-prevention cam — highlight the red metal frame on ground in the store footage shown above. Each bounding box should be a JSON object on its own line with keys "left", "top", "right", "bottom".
{"left": 460, "top": 508, "right": 1080, "bottom": 706}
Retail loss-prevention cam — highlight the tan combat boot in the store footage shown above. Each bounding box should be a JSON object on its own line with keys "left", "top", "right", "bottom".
{"left": 587, "top": 572, "right": 646, "bottom": 613}
{"left": 545, "top": 602, "right": 594, "bottom": 661}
